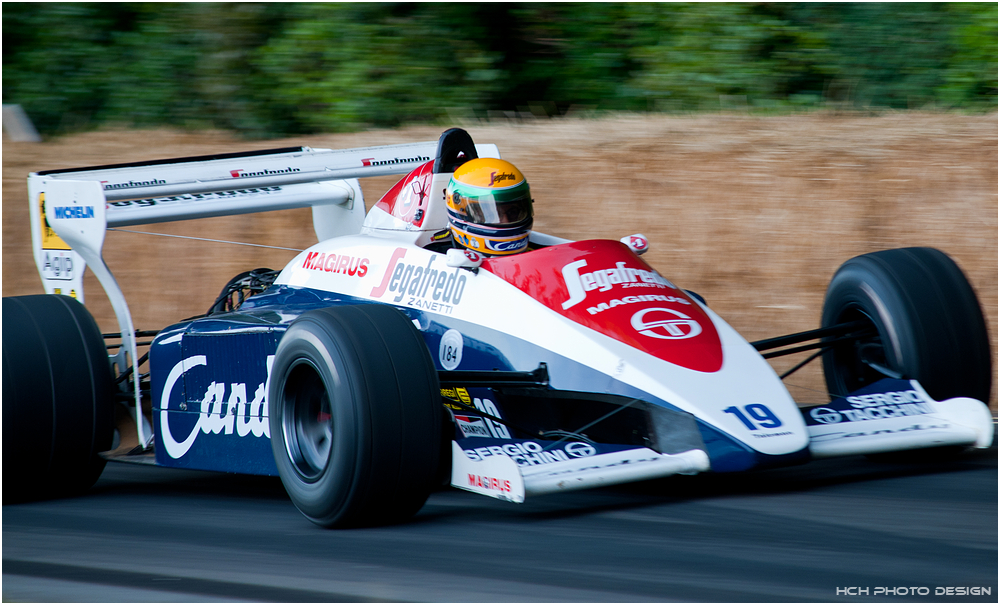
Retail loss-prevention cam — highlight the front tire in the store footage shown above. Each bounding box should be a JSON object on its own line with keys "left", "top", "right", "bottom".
{"left": 268, "top": 304, "right": 442, "bottom": 528}
{"left": 821, "top": 247, "right": 991, "bottom": 403}
{"left": 2, "top": 295, "right": 115, "bottom": 502}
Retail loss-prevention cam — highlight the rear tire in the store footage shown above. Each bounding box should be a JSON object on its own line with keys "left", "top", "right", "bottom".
{"left": 821, "top": 247, "right": 991, "bottom": 403}
{"left": 268, "top": 304, "right": 442, "bottom": 528}
{"left": 2, "top": 295, "right": 115, "bottom": 502}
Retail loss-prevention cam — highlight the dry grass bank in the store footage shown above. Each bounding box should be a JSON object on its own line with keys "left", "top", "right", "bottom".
{"left": 3, "top": 113, "right": 997, "bottom": 410}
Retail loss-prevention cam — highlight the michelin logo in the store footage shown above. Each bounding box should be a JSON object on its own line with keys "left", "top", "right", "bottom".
{"left": 53, "top": 206, "right": 95, "bottom": 219}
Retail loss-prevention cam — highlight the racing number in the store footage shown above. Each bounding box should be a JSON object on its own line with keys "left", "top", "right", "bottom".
{"left": 723, "top": 404, "right": 783, "bottom": 430}
{"left": 473, "top": 397, "right": 511, "bottom": 439}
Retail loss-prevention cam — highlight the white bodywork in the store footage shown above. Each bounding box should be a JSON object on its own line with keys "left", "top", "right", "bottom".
{"left": 28, "top": 140, "right": 496, "bottom": 447}
{"left": 28, "top": 135, "right": 995, "bottom": 501}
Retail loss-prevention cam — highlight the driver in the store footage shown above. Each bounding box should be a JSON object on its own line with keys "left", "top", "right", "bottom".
{"left": 444, "top": 158, "right": 534, "bottom": 256}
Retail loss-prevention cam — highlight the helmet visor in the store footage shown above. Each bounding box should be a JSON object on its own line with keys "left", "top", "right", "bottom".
{"left": 450, "top": 181, "right": 532, "bottom": 227}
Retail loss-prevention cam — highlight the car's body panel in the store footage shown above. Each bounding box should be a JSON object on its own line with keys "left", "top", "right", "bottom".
{"left": 28, "top": 129, "right": 993, "bottom": 507}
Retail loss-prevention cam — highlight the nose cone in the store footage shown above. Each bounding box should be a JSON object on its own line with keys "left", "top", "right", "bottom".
{"left": 483, "top": 240, "right": 723, "bottom": 372}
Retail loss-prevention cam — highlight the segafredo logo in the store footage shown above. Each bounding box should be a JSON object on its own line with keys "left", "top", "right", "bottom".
{"left": 361, "top": 155, "right": 430, "bottom": 167}
{"left": 53, "top": 206, "right": 95, "bottom": 219}
{"left": 631, "top": 307, "right": 701, "bottom": 340}
{"left": 489, "top": 171, "right": 517, "bottom": 186}
{"left": 103, "top": 178, "right": 166, "bottom": 190}
{"left": 370, "top": 247, "right": 467, "bottom": 314}
{"left": 230, "top": 167, "right": 301, "bottom": 178}
{"left": 561, "top": 259, "right": 676, "bottom": 310}
{"left": 159, "top": 355, "right": 273, "bottom": 459}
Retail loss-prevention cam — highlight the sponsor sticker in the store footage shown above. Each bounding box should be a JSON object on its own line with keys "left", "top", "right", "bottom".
{"left": 102, "top": 178, "right": 166, "bottom": 190}
{"left": 52, "top": 205, "right": 95, "bottom": 219}
{"left": 804, "top": 380, "right": 935, "bottom": 426}
{"left": 467, "top": 474, "right": 512, "bottom": 493}
{"left": 231, "top": 167, "right": 301, "bottom": 178}
{"left": 107, "top": 187, "right": 284, "bottom": 208}
{"left": 631, "top": 307, "right": 701, "bottom": 340}
{"left": 809, "top": 423, "right": 949, "bottom": 442}
{"left": 361, "top": 155, "right": 431, "bottom": 167}
{"left": 562, "top": 259, "right": 677, "bottom": 310}
{"left": 455, "top": 415, "right": 491, "bottom": 438}
{"left": 41, "top": 251, "right": 75, "bottom": 281}
{"left": 369, "top": 247, "right": 467, "bottom": 314}
{"left": 302, "top": 251, "right": 369, "bottom": 276}
{"left": 586, "top": 293, "right": 689, "bottom": 316}
{"left": 462, "top": 440, "right": 597, "bottom": 468}
{"left": 158, "top": 355, "right": 273, "bottom": 460}
{"left": 39, "top": 193, "right": 71, "bottom": 251}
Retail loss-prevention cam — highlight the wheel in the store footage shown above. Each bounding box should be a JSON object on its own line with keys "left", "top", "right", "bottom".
{"left": 821, "top": 247, "right": 991, "bottom": 404}
{"left": 2, "top": 295, "right": 115, "bottom": 503}
{"left": 268, "top": 304, "right": 443, "bottom": 528}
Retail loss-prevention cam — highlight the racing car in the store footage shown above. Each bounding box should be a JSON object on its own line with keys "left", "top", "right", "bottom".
{"left": 4, "top": 128, "right": 993, "bottom": 528}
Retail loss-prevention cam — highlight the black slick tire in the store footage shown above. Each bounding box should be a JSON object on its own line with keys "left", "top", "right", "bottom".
{"left": 821, "top": 247, "right": 991, "bottom": 404}
{"left": 2, "top": 294, "right": 115, "bottom": 502}
{"left": 268, "top": 304, "right": 442, "bottom": 528}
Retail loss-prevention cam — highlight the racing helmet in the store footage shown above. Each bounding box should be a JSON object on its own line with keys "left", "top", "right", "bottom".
{"left": 445, "top": 158, "right": 533, "bottom": 256}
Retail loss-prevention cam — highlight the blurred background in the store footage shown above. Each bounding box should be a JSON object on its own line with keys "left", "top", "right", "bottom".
{"left": 3, "top": 3, "right": 997, "bottom": 409}
{"left": 3, "top": 2, "right": 997, "bottom": 136}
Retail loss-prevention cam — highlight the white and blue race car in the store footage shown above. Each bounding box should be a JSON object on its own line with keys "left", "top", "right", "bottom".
{"left": 4, "top": 128, "right": 993, "bottom": 527}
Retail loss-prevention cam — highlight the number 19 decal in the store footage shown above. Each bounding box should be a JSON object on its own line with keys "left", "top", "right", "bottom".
{"left": 723, "top": 404, "right": 783, "bottom": 430}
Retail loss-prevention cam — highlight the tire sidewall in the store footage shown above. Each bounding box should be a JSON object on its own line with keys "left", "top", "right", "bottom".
{"left": 268, "top": 313, "right": 369, "bottom": 526}
{"left": 822, "top": 259, "right": 919, "bottom": 381}
{"left": 821, "top": 248, "right": 991, "bottom": 403}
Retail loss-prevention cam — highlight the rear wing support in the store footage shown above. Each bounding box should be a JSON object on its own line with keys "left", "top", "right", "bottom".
{"left": 28, "top": 136, "right": 498, "bottom": 449}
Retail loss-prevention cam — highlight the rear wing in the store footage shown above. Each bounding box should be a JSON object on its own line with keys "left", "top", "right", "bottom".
{"left": 28, "top": 130, "right": 499, "bottom": 447}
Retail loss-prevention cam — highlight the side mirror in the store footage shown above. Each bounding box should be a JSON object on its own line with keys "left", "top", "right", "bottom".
{"left": 621, "top": 234, "right": 649, "bottom": 255}
{"left": 446, "top": 248, "right": 484, "bottom": 272}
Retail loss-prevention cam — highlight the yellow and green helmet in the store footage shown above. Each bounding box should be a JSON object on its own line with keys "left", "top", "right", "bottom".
{"left": 445, "top": 158, "right": 533, "bottom": 256}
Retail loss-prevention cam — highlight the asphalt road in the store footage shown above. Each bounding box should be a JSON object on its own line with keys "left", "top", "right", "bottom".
{"left": 4, "top": 445, "right": 997, "bottom": 603}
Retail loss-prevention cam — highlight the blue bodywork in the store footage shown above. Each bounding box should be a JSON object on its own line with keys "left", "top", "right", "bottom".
{"left": 150, "top": 285, "right": 808, "bottom": 476}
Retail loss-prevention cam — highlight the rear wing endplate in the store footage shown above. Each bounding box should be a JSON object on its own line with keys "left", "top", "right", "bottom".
{"left": 28, "top": 136, "right": 499, "bottom": 448}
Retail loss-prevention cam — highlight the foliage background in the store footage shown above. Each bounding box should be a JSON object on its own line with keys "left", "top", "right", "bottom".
{"left": 4, "top": 2, "right": 997, "bottom": 137}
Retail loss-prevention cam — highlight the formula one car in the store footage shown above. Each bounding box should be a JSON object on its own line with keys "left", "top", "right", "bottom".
{"left": 4, "top": 128, "right": 993, "bottom": 527}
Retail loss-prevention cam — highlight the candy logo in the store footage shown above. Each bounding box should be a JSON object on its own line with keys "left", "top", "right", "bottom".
{"left": 159, "top": 355, "right": 273, "bottom": 459}
{"left": 488, "top": 236, "right": 529, "bottom": 253}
